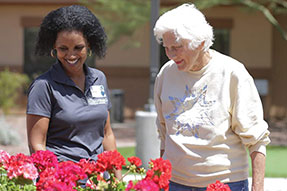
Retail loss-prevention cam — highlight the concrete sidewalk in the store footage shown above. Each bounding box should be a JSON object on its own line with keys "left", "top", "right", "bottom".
{"left": 111, "top": 120, "right": 136, "bottom": 148}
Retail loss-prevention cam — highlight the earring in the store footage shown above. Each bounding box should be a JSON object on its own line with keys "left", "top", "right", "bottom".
{"left": 50, "top": 49, "right": 56, "bottom": 58}
{"left": 88, "top": 49, "right": 92, "bottom": 57}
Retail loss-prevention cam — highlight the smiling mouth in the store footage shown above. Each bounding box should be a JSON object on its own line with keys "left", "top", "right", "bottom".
{"left": 175, "top": 60, "right": 183, "bottom": 65}
{"left": 65, "top": 59, "right": 79, "bottom": 65}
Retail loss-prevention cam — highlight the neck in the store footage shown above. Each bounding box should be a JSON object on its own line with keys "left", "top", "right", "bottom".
{"left": 66, "top": 66, "right": 85, "bottom": 79}
{"left": 190, "top": 50, "right": 211, "bottom": 71}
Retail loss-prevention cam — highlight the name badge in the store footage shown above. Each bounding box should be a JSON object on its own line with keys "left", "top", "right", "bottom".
{"left": 90, "top": 85, "right": 106, "bottom": 98}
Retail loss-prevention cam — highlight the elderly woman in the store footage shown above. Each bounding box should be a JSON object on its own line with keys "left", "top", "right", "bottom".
{"left": 153, "top": 3, "right": 270, "bottom": 191}
{"left": 26, "top": 5, "right": 120, "bottom": 178}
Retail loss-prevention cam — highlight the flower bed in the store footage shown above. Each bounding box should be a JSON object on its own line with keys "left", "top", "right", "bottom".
{"left": 0, "top": 149, "right": 230, "bottom": 191}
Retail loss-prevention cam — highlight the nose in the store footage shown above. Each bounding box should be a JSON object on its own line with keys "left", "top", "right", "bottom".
{"left": 66, "top": 50, "right": 77, "bottom": 59}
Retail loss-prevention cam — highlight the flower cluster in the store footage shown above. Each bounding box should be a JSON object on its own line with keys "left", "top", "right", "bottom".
{"left": 95, "top": 150, "right": 126, "bottom": 173}
{"left": 126, "top": 158, "right": 171, "bottom": 191}
{"left": 0, "top": 149, "right": 231, "bottom": 191}
{"left": 31, "top": 150, "right": 58, "bottom": 173}
{"left": 206, "top": 180, "right": 231, "bottom": 191}
{"left": 0, "top": 150, "right": 10, "bottom": 166}
{"left": 0, "top": 150, "right": 172, "bottom": 191}
{"left": 4, "top": 153, "right": 38, "bottom": 180}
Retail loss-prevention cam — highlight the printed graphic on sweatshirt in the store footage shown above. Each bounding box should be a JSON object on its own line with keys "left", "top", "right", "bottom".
{"left": 165, "top": 84, "right": 216, "bottom": 137}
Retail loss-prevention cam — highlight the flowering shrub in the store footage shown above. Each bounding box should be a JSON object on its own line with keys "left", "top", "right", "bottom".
{"left": 0, "top": 150, "right": 171, "bottom": 191}
{"left": 0, "top": 149, "right": 230, "bottom": 191}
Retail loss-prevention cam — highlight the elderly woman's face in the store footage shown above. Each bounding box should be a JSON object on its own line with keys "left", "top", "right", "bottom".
{"left": 162, "top": 31, "right": 204, "bottom": 72}
{"left": 54, "top": 30, "right": 89, "bottom": 76}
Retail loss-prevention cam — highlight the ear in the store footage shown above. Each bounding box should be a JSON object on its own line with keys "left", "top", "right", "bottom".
{"left": 199, "top": 41, "right": 205, "bottom": 49}
{"left": 195, "top": 41, "right": 205, "bottom": 51}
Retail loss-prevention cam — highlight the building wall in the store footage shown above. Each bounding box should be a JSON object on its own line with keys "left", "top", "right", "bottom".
{"left": 96, "top": 24, "right": 150, "bottom": 117}
{"left": 270, "top": 14, "right": 287, "bottom": 118}
{"left": 203, "top": 6, "right": 272, "bottom": 69}
{"left": 0, "top": 5, "right": 66, "bottom": 68}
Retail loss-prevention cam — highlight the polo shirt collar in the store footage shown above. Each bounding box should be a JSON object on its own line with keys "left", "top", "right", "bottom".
{"left": 84, "top": 64, "right": 98, "bottom": 89}
{"left": 51, "top": 60, "right": 98, "bottom": 88}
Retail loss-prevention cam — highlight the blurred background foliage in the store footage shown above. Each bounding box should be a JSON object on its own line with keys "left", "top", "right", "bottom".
{"left": 81, "top": 0, "right": 287, "bottom": 44}
{"left": 81, "top": 0, "right": 151, "bottom": 46}
{"left": 0, "top": 69, "right": 29, "bottom": 114}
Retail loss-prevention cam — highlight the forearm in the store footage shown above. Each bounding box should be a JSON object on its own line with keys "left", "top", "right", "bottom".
{"left": 102, "top": 128, "right": 121, "bottom": 179}
{"left": 26, "top": 114, "right": 49, "bottom": 154}
{"left": 251, "top": 151, "right": 266, "bottom": 191}
{"left": 103, "top": 133, "right": 117, "bottom": 151}
{"left": 28, "top": 143, "right": 46, "bottom": 154}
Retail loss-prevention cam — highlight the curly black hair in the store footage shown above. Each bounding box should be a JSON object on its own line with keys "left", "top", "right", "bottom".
{"left": 35, "top": 5, "right": 107, "bottom": 58}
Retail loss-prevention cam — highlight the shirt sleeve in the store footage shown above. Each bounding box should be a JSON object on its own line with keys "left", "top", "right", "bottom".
{"left": 26, "top": 79, "right": 52, "bottom": 118}
{"left": 230, "top": 68, "right": 270, "bottom": 156}
{"left": 154, "top": 73, "right": 167, "bottom": 150}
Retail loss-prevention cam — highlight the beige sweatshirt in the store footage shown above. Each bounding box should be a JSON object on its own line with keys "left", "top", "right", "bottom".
{"left": 154, "top": 49, "right": 270, "bottom": 187}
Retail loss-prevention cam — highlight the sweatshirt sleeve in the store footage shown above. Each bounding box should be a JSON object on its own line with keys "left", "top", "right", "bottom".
{"left": 230, "top": 67, "right": 270, "bottom": 156}
{"left": 154, "top": 73, "right": 167, "bottom": 150}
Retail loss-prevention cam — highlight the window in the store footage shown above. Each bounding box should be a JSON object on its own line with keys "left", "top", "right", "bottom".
{"left": 24, "top": 27, "right": 54, "bottom": 80}
{"left": 212, "top": 29, "right": 230, "bottom": 55}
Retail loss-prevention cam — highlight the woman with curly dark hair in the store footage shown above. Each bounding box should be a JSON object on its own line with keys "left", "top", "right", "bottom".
{"left": 26, "top": 5, "right": 121, "bottom": 178}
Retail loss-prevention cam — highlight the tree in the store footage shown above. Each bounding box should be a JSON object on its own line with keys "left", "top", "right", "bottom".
{"left": 81, "top": 0, "right": 287, "bottom": 44}
{"left": 81, "top": 0, "right": 150, "bottom": 45}
{"left": 192, "top": 0, "right": 287, "bottom": 40}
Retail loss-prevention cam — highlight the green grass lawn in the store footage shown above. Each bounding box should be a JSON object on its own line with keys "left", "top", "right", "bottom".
{"left": 118, "top": 146, "right": 287, "bottom": 178}
{"left": 249, "top": 145, "right": 287, "bottom": 177}
{"left": 118, "top": 147, "right": 136, "bottom": 164}
{"left": 117, "top": 147, "right": 136, "bottom": 173}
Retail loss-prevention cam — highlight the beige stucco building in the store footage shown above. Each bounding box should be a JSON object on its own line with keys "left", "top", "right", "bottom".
{"left": 1, "top": 0, "right": 287, "bottom": 119}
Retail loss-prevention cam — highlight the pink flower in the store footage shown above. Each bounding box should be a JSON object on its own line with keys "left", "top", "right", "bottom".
{"left": 0, "top": 150, "right": 10, "bottom": 166}
{"left": 31, "top": 150, "right": 58, "bottom": 173}
{"left": 43, "top": 182, "right": 74, "bottom": 191}
{"left": 56, "top": 161, "right": 87, "bottom": 187}
{"left": 206, "top": 180, "right": 231, "bottom": 191}
{"left": 36, "top": 160, "right": 87, "bottom": 190}
{"left": 36, "top": 167, "right": 60, "bottom": 191}
{"left": 4, "top": 153, "right": 38, "bottom": 180}
{"left": 133, "top": 179, "right": 160, "bottom": 191}
{"left": 126, "top": 180, "right": 135, "bottom": 191}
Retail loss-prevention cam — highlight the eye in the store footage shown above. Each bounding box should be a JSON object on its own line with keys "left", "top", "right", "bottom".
{"left": 174, "top": 45, "right": 183, "bottom": 50}
{"left": 58, "top": 47, "right": 68, "bottom": 52}
{"left": 75, "top": 45, "right": 85, "bottom": 51}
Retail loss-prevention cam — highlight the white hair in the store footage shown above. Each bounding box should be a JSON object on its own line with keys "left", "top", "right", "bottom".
{"left": 153, "top": 3, "right": 214, "bottom": 52}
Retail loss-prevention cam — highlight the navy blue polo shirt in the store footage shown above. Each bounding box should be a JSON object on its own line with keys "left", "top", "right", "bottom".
{"left": 27, "top": 61, "right": 111, "bottom": 162}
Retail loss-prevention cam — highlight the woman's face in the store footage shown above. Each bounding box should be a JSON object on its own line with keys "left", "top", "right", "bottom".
{"left": 162, "top": 31, "right": 203, "bottom": 72}
{"left": 54, "top": 30, "right": 89, "bottom": 76}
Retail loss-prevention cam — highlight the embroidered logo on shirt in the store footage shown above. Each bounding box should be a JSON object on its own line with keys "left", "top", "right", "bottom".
{"left": 165, "top": 84, "right": 216, "bottom": 137}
